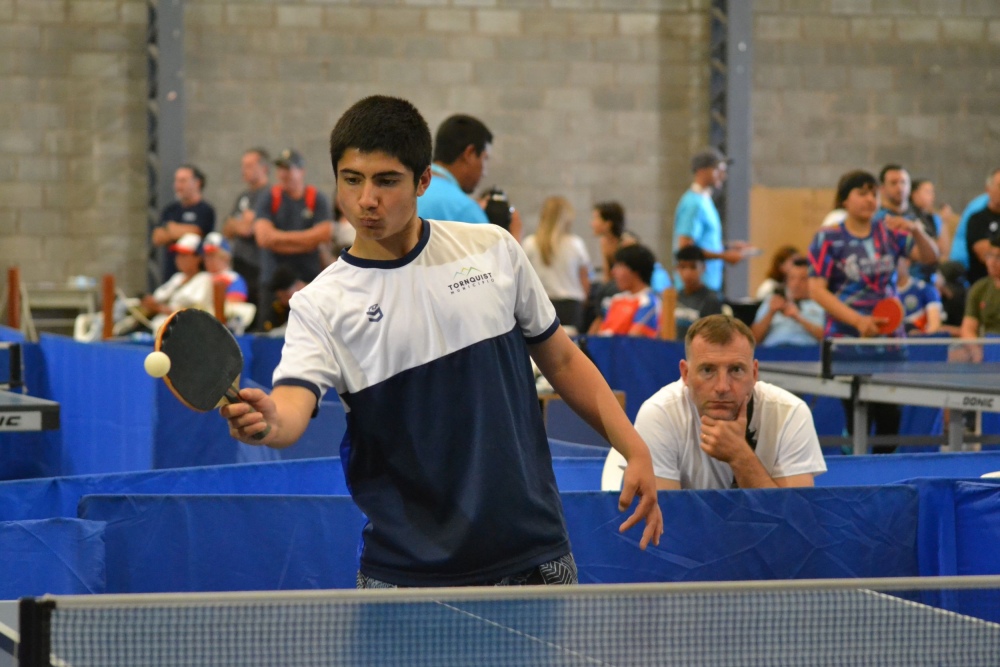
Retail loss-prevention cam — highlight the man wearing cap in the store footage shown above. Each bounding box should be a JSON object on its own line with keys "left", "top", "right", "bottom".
{"left": 151, "top": 164, "right": 216, "bottom": 279}
{"left": 672, "top": 148, "right": 745, "bottom": 294}
{"left": 141, "top": 233, "right": 212, "bottom": 326}
{"left": 222, "top": 148, "right": 271, "bottom": 310}
{"left": 417, "top": 115, "right": 492, "bottom": 224}
{"left": 253, "top": 148, "right": 334, "bottom": 326}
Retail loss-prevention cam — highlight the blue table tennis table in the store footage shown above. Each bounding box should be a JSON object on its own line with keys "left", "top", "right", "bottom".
{"left": 759, "top": 360, "right": 1000, "bottom": 455}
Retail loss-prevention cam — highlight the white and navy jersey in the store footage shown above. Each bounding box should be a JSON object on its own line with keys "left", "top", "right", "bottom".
{"left": 274, "top": 219, "right": 569, "bottom": 586}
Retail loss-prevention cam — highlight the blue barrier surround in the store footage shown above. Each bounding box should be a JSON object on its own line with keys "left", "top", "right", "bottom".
{"left": 7, "top": 331, "right": 1000, "bottom": 609}
{"left": 564, "top": 487, "right": 920, "bottom": 583}
{"left": 0, "top": 446, "right": 605, "bottom": 522}
{"left": 0, "top": 458, "right": 349, "bottom": 522}
{"left": 78, "top": 494, "right": 366, "bottom": 593}
{"left": 3, "top": 479, "right": 1000, "bottom": 605}
{"left": 72, "top": 487, "right": 921, "bottom": 594}
{"left": 823, "top": 452, "right": 1000, "bottom": 487}
{"left": 5, "top": 333, "right": 986, "bottom": 481}
{"left": 0, "top": 517, "right": 105, "bottom": 598}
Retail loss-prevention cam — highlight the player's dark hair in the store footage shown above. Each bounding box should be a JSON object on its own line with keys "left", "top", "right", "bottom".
{"left": 594, "top": 201, "right": 625, "bottom": 238}
{"left": 685, "top": 314, "right": 756, "bottom": 357}
{"left": 675, "top": 245, "right": 706, "bottom": 263}
{"left": 613, "top": 244, "right": 655, "bottom": 286}
{"left": 179, "top": 163, "right": 206, "bottom": 190}
{"left": 432, "top": 115, "right": 493, "bottom": 164}
{"left": 329, "top": 96, "right": 431, "bottom": 186}
{"left": 834, "top": 170, "right": 877, "bottom": 209}
{"left": 878, "top": 163, "right": 905, "bottom": 184}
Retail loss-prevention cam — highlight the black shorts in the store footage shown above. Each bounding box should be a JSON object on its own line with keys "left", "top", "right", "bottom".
{"left": 356, "top": 552, "right": 578, "bottom": 589}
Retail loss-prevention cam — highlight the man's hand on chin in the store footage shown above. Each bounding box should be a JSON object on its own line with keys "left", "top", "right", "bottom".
{"left": 699, "top": 396, "right": 750, "bottom": 463}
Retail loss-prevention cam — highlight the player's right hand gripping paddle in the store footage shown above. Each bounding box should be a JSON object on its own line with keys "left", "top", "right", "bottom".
{"left": 154, "top": 308, "right": 270, "bottom": 440}
{"left": 872, "top": 297, "right": 904, "bottom": 335}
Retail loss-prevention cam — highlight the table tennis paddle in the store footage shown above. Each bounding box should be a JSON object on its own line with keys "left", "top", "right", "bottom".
{"left": 872, "top": 297, "right": 904, "bottom": 335}
{"left": 155, "top": 308, "right": 270, "bottom": 440}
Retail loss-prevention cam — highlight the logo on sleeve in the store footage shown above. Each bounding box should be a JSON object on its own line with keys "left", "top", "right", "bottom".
{"left": 448, "top": 266, "right": 494, "bottom": 294}
{"left": 367, "top": 304, "right": 383, "bottom": 322}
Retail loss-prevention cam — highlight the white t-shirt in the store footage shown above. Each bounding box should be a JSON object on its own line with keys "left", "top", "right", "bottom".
{"left": 634, "top": 379, "right": 826, "bottom": 490}
{"left": 151, "top": 271, "right": 212, "bottom": 310}
{"left": 522, "top": 233, "right": 591, "bottom": 302}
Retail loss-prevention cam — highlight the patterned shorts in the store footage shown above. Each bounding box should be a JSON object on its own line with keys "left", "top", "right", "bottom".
{"left": 357, "top": 553, "right": 578, "bottom": 589}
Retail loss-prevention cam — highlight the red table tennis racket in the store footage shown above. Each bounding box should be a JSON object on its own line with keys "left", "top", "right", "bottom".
{"left": 872, "top": 297, "right": 904, "bottom": 335}
{"left": 155, "top": 308, "right": 270, "bottom": 440}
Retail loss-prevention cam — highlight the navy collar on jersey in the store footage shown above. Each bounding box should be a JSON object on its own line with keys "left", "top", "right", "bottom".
{"left": 339, "top": 217, "right": 431, "bottom": 269}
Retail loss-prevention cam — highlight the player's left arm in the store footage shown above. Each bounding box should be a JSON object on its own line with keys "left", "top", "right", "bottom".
{"left": 529, "top": 328, "right": 663, "bottom": 549}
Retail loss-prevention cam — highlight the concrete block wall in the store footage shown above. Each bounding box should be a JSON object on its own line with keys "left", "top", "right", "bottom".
{"left": 1, "top": 0, "right": 998, "bottom": 295}
{"left": 183, "top": 0, "right": 710, "bottom": 286}
{"left": 0, "top": 0, "right": 147, "bottom": 290}
{"left": 753, "top": 0, "right": 1000, "bottom": 213}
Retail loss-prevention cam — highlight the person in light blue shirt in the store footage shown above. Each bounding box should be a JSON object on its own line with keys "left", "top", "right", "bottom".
{"left": 751, "top": 257, "right": 825, "bottom": 347}
{"left": 672, "top": 147, "right": 746, "bottom": 293}
{"left": 417, "top": 114, "right": 492, "bottom": 224}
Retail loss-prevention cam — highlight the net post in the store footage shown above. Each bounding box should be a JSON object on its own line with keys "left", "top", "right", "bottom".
{"left": 213, "top": 280, "right": 226, "bottom": 323}
{"left": 7, "top": 266, "right": 20, "bottom": 331}
{"left": 18, "top": 597, "right": 55, "bottom": 667}
{"left": 101, "top": 273, "right": 115, "bottom": 339}
{"left": 821, "top": 338, "right": 833, "bottom": 378}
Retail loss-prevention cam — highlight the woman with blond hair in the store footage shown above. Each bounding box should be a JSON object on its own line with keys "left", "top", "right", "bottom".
{"left": 523, "top": 196, "right": 592, "bottom": 332}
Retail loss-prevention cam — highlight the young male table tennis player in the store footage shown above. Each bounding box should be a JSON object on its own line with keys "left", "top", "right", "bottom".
{"left": 220, "top": 95, "right": 662, "bottom": 588}
{"left": 806, "top": 169, "right": 939, "bottom": 452}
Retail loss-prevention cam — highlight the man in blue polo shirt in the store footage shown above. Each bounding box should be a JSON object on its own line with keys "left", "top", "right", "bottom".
{"left": 417, "top": 114, "right": 492, "bottom": 224}
{"left": 672, "top": 147, "right": 746, "bottom": 293}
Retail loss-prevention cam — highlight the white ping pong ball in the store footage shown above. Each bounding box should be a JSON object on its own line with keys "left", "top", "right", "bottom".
{"left": 144, "top": 351, "right": 171, "bottom": 378}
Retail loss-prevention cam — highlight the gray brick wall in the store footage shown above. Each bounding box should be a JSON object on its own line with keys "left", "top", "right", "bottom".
{"left": 754, "top": 2, "right": 1000, "bottom": 211}
{"left": 2, "top": 0, "right": 998, "bottom": 295}
{"left": 183, "top": 0, "right": 707, "bottom": 283}
{"left": 0, "top": 0, "right": 146, "bottom": 290}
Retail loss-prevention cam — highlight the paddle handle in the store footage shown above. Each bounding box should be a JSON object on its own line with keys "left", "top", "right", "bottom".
{"left": 224, "top": 385, "right": 271, "bottom": 441}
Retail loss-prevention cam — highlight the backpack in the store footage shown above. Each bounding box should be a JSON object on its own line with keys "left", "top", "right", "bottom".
{"left": 270, "top": 185, "right": 317, "bottom": 219}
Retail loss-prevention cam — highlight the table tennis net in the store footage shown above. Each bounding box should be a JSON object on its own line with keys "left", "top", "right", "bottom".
{"left": 20, "top": 577, "right": 1000, "bottom": 667}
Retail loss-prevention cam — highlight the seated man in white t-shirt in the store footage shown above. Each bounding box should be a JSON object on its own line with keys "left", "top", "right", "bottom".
{"left": 629, "top": 314, "right": 826, "bottom": 490}
{"left": 140, "top": 232, "right": 212, "bottom": 332}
